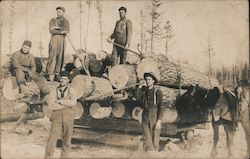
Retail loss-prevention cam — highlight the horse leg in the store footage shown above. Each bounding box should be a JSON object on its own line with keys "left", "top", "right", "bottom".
{"left": 223, "top": 120, "right": 234, "bottom": 158}
{"left": 241, "top": 108, "right": 250, "bottom": 158}
{"left": 210, "top": 120, "right": 219, "bottom": 157}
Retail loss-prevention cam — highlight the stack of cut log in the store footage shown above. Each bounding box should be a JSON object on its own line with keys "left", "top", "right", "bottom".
{"left": 68, "top": 53, "right": 220, "bottom": 121}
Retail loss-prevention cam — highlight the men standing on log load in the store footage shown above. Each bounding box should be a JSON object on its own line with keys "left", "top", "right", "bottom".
{"left": 107, "top": 6, "right": 133, "bottom": 66}
{"left": 44, "top": 71, "right": 77, "bottom": 158}
{"left": 135, "top": 72, "right": 164, "bottom": 152}
{"left": 46, "top": 6, "right": 70, "bottom": 82}
{"left": 10, "top": 40, "right": 36, "bottom": 93}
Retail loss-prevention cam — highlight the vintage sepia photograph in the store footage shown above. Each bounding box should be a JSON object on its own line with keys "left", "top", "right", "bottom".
{"left": 0, "top": 0, "right": 249, "bottom": 158}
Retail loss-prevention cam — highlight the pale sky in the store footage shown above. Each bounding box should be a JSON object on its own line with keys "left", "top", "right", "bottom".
{"left": 1, "top": 0, "right": 249, "bottom": 73}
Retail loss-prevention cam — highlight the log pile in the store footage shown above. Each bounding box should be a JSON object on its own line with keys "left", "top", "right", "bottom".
{"left": 137, "top": 54, "right": 219, "bottom": 89}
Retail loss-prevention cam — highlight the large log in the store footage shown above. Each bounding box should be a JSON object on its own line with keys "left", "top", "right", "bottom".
{"left": 2, "top": 76, "right": 19, "bottom": 100}
{"left": 157, "top": 86, "right": 187, "bottom": 107}
{"left": 0, "top": 102, "right": 44, "bottom": 123}
{"left": 111, "top": 102, "right": 125, "bottom": 118}
{"left": 109, "top": 64, "right": 137, "bottom": 89}
{"left": 132, "top": 106, "right": 179, "bottom": 124}
{"left": 89, "top": 102, "right": 112, "bottom": 119}
{"left": 137, "top": 54, "right": 220, "bottom": 89}
{"left": 32, "top": 73, "right": 59, "bottom": 96}
{"left": 71, "top": 75, "right": 113, "bottom": 99}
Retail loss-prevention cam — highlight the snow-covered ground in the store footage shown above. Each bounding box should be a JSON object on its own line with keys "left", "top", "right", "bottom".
{"left": 0, "top": 116, "right": 248, "bottom": 159}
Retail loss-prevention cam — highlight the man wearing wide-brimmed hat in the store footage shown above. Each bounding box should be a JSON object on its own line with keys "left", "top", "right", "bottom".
{"left": 136, "top": 72, "right": 164, "bottom": 152}
{"left": 46, "top": 6, "right": 70, "bottom": 82}
{"left": 11, "top": 40, "right": 36, "bottom": 93}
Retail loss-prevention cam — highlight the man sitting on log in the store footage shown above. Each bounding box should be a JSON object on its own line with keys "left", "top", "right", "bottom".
{"left": 44, "top": 71, "right": 77, "bottom": 159}
{"left": 10, "top": 40, "right": 36, "bottom": 93}
{"left": 136, "top": 72, "right": 164, "bottom": 152}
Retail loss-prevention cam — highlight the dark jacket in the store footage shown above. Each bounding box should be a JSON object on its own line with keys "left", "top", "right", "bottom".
{"left": 11, "top": 50, "right": 36, "bottom": 73}
{"left": 136, "top": 86, "right": 165, "bottom": 120}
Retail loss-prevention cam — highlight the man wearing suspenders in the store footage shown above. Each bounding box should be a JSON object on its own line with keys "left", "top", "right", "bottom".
{"left": 137, "top": 72, "right": 165, "bottom": 152}
{"left": 107, "top": 6, "right": 133, "bottom": 66}
{"left": 45, "top": 71, "right": 77, "bottom": 158}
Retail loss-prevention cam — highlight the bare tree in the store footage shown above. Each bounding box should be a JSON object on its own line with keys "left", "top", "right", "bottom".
{"left": 163, "top": 20, "right": 175, "bottom": 55}
{"left": 8, "top": 0, "right": 15, "bottom": 55}
{"left": 95, "top": 1, "right": 103, "bottom": 50}
{"left": 85, "top": 0, "right": 92, "bottom": 50}
{"left": 150, "top": 0, "right": 162, "bottom": 53}
{"left": 79, "top": 0, "right": 84, "bottom": 48}
{"left": 201, "top": 35, "right": 216, "bottom": 88}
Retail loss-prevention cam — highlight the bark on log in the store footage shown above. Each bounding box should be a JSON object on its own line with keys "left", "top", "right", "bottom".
{"left": 111, "top": 102, "right": 125, "bottom": 118}
{"left": 89, "top": 102, "right": 112, "bottom": 119}
{"left": 137, "top": 54, "right": 220, "bottom": 89}
{"left": 73, "top": 128, "right": 141, "bottom": 147}
{"left": 71, "top": 75, "right": 113, "bottom": 99}
{"left": 109, "top": 64, "right": 137, "bottom": 89}
{"left": 0, "top": 112, "right": 44, "bottom": 123}
{"left": 33, "top": 74, "right": 59, "bottom": 96}
{"left": 157, "top": 86, "right": 187, "bottom": 107}
{"left": 0, "top": 102, "right": 44, "bottom": 123}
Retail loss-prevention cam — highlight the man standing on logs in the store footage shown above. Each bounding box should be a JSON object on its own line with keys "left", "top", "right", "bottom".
{"left": 136, "top": 72, "right": 164, "bottom": 152}
{"left": 107, "top": 6, "right": 132, "bottom": 66}
{"left": 10, "top": 40, "right": 36, "bottom": 93}
{"left": 46, "top": 6, "right": 70, "bottom": 82}
{"left": 44, "top": 71, "right": 77, "bottom": 158}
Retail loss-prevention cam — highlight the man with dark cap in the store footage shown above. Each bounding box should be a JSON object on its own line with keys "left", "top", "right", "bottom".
{"left": 107, "top": 6, "right": 133, "bottom": 66}
{"left": 11, "top": 40, "right": 36, "bottom": 93}
{"left": 44, "top": 71, "right": 77, "bottom": 159}
{"left": 46, "top": 6, "right": 70, "bottom": 82}
{"left": 135, "top": 72, "right": 164, "bottom": 152}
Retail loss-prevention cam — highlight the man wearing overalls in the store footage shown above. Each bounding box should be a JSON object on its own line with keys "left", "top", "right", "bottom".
{"left": 45, "top": 71, "right": 77, "bottom": 158}
{"left": 107, "top": 6, "right": 133, "bottom": 66}
{"left": 137, "top": 72, "right": 164, "bottom": 152}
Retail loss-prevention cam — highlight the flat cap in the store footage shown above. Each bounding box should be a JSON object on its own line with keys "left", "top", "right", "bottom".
{"left": 60, "top": 71, "right": 70, "bottom": 78}
{"left": 56, "top": 6, "right": 65, "bottom": 12}
{"left": 22, "top": 40, "right": 32, "bottom": 47}
{"left": 119, "top": 6, "right": 127, "bottom": 12}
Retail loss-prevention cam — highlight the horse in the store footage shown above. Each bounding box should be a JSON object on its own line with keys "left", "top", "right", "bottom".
{"left": 175, "top": 84, "right": 239, "bottom": 157}
{"left": 235, "top": 79, "right": 250, "bottom": 158}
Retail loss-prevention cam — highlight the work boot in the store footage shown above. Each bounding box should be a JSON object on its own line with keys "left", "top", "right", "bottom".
{"left": 54, "top": 74, "right": 60, "bottom": 82}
